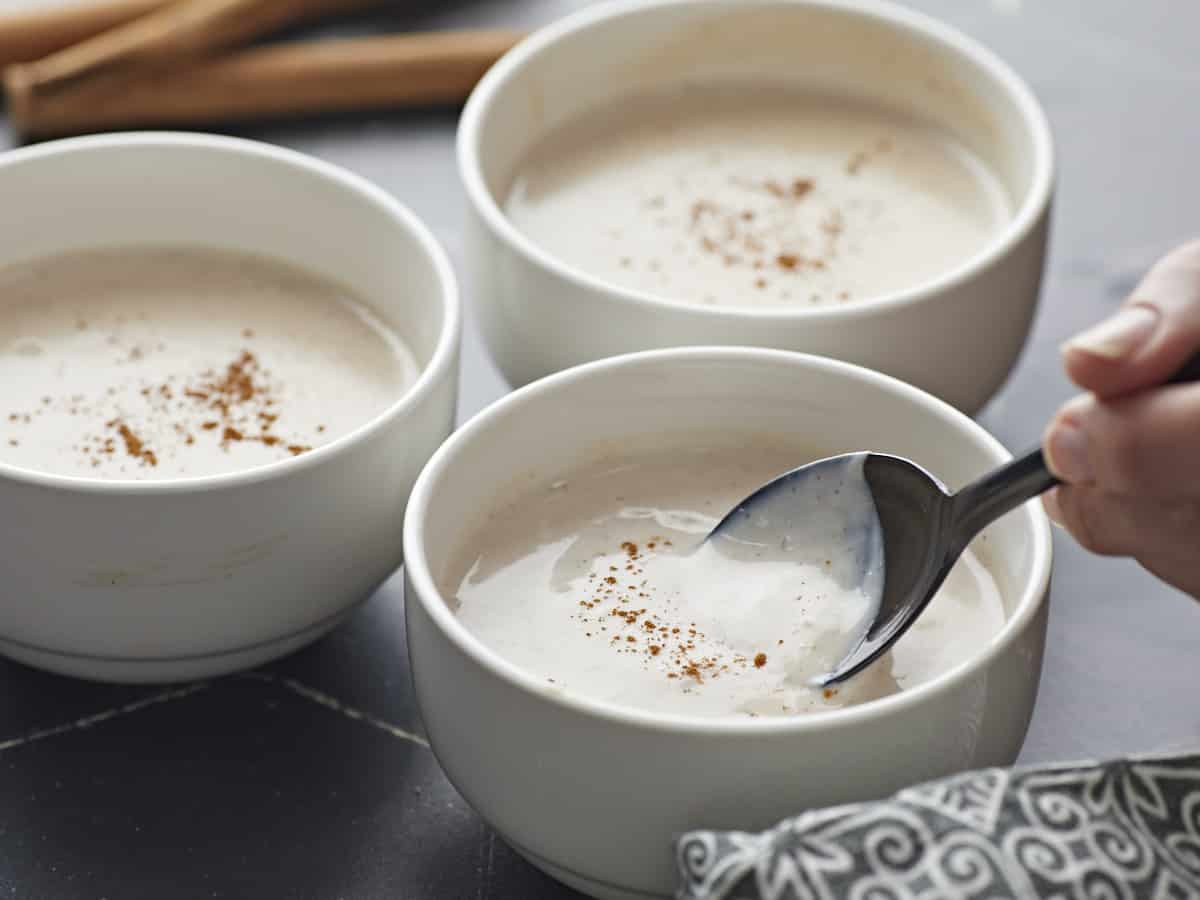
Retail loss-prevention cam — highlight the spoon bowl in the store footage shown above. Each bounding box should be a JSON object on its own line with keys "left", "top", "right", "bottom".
{"left": 826, "top": 448, "right": 1054, "bottom": 685}
{"left": 708, "top": 448, "right": 1054, "bottom": 686}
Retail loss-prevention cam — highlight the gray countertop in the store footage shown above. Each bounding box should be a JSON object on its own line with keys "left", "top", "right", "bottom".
{"left": 0, "top": 1, "right": 1197, "bottom": 896}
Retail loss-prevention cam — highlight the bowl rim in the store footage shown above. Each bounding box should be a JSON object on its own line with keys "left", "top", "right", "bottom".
{"left": 457, "top": 0, "right": 1055, "bottom": 322}
{"left": 403, "top": 346, "right": 1054, "bottom": 736}
{"left": 0, "top": 131, "right": 461, "bottom": 496}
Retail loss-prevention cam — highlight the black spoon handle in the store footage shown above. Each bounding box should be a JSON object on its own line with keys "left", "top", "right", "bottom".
{"left": 948, "top": 349, "right": 1200, "bottom": 545}
{"left": 947, "top": 447, "right": 1056, "bottom": 547}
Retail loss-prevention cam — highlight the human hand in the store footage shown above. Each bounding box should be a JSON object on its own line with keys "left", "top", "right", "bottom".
{"left": 1042, "top": 240, "right": 1200, "bottom": 598}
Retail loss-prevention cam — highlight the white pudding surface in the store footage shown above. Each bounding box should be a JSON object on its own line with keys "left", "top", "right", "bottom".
{"left": 505, "top": 86, "right": 1011, "bottom": 308}
{"left": 450, "top": 442, "right": 1005, "bottom": 718}
{"left": 0, "top": 246, "right": 418, "bottom": 480}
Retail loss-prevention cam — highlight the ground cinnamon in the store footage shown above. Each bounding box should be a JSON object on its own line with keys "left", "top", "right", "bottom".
{"left": 10, "top": 337, "right": 318, "bottom": 473}
{"left": 568, "top": 536, "right": 778, "bottom": 687}
{"left": 684, "top": 177, "right": 846, "bottom": 293}
{"left": 114, "top": 421, "right": 157, "bottom": 466}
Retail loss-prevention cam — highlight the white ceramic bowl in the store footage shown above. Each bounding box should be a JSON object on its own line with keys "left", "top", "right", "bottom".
{"left": 0, "top": 133, "right": 460, "bottom": 683}
{"left": 405, "top": 347, "right": 1052, "bottom": 900}
{"left": 458, "top": 0, "right": 1054, "bottom": 414}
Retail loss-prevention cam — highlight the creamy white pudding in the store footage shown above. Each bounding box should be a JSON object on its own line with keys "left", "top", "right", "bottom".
{"left": 449, "top": 441, "right": 1005, "bottom": 718}
{"left": 505, "top": 86, "right": 1011, "bottom": 308}
{"left": 0, "top": 246, "right": 418, "bottom": 480}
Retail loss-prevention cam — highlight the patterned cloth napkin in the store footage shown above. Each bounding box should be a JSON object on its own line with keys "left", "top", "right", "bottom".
{"left": 675, "top": 752, "right": 1200, "bottom": 899}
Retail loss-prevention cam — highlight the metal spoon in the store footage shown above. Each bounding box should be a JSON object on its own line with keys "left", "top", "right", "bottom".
{"left": 708, "top": 351, "right": 1200, "bottom": 687}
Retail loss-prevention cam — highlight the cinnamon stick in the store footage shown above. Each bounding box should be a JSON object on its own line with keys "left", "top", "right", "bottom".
{"left": 5, "top": 29, "right": 526, "bottom": 137}
{"left": 6, "top": 0, "right": 385, "bottom": 101}
{"left": 0, "top": 0, "right": 167, "bottom": 68}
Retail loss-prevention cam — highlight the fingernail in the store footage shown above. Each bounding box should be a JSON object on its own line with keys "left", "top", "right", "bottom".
{"left": 1041, "top": 489, "right": 1066, "bottom": 529}
{"left": 1044, "top": 421, "right": 1093, "bottom": 484}
{"left": 1063, "top": 305, "right": 1159, "bottom": 360}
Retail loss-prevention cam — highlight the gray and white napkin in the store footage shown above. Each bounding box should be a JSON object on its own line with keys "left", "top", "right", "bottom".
{"left": 676, "top": 752, "right": 1200, "bottom": 899}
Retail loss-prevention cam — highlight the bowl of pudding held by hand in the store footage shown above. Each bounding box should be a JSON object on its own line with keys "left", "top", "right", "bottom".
{"left": 404, "top": 347, "right": 1052, "bottom": 900}
{"left": 459, "top": 0, "right": 1054, "bottom": 413}
{"left": 0, "top": 133, "right": 459, "bottom": 682}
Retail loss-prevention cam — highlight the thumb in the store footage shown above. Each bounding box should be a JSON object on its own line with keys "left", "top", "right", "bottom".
{"left": 1062, "top": 239, "right": 1200, "bottom": 400}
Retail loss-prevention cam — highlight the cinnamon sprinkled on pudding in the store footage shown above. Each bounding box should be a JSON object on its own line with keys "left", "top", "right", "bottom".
{"left": 506, "top": 87, "right": 1009, "bottom": 308}
{"left": 0, "top": 246, "right": 418, "bottom": 479}
{"left": 113, "top": 421, "right": 157, "bottom": 467}
{"left": 449, "top": 441, "right": 1006, "bottom": 718}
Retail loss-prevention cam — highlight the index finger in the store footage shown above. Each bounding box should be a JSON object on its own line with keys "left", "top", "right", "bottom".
{"left": 1062, "top": 240, "right": 1200, "bottom": 400}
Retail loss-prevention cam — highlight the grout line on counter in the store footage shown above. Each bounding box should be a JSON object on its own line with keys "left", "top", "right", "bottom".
{"left": 0, "top": 682, "right": 212, "bottom": 752}
{"left": 0, "top": 672, "right": 429, "bottom": 753}
{"left": 244, "top": 672, "right": 430, "bottom": 748}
